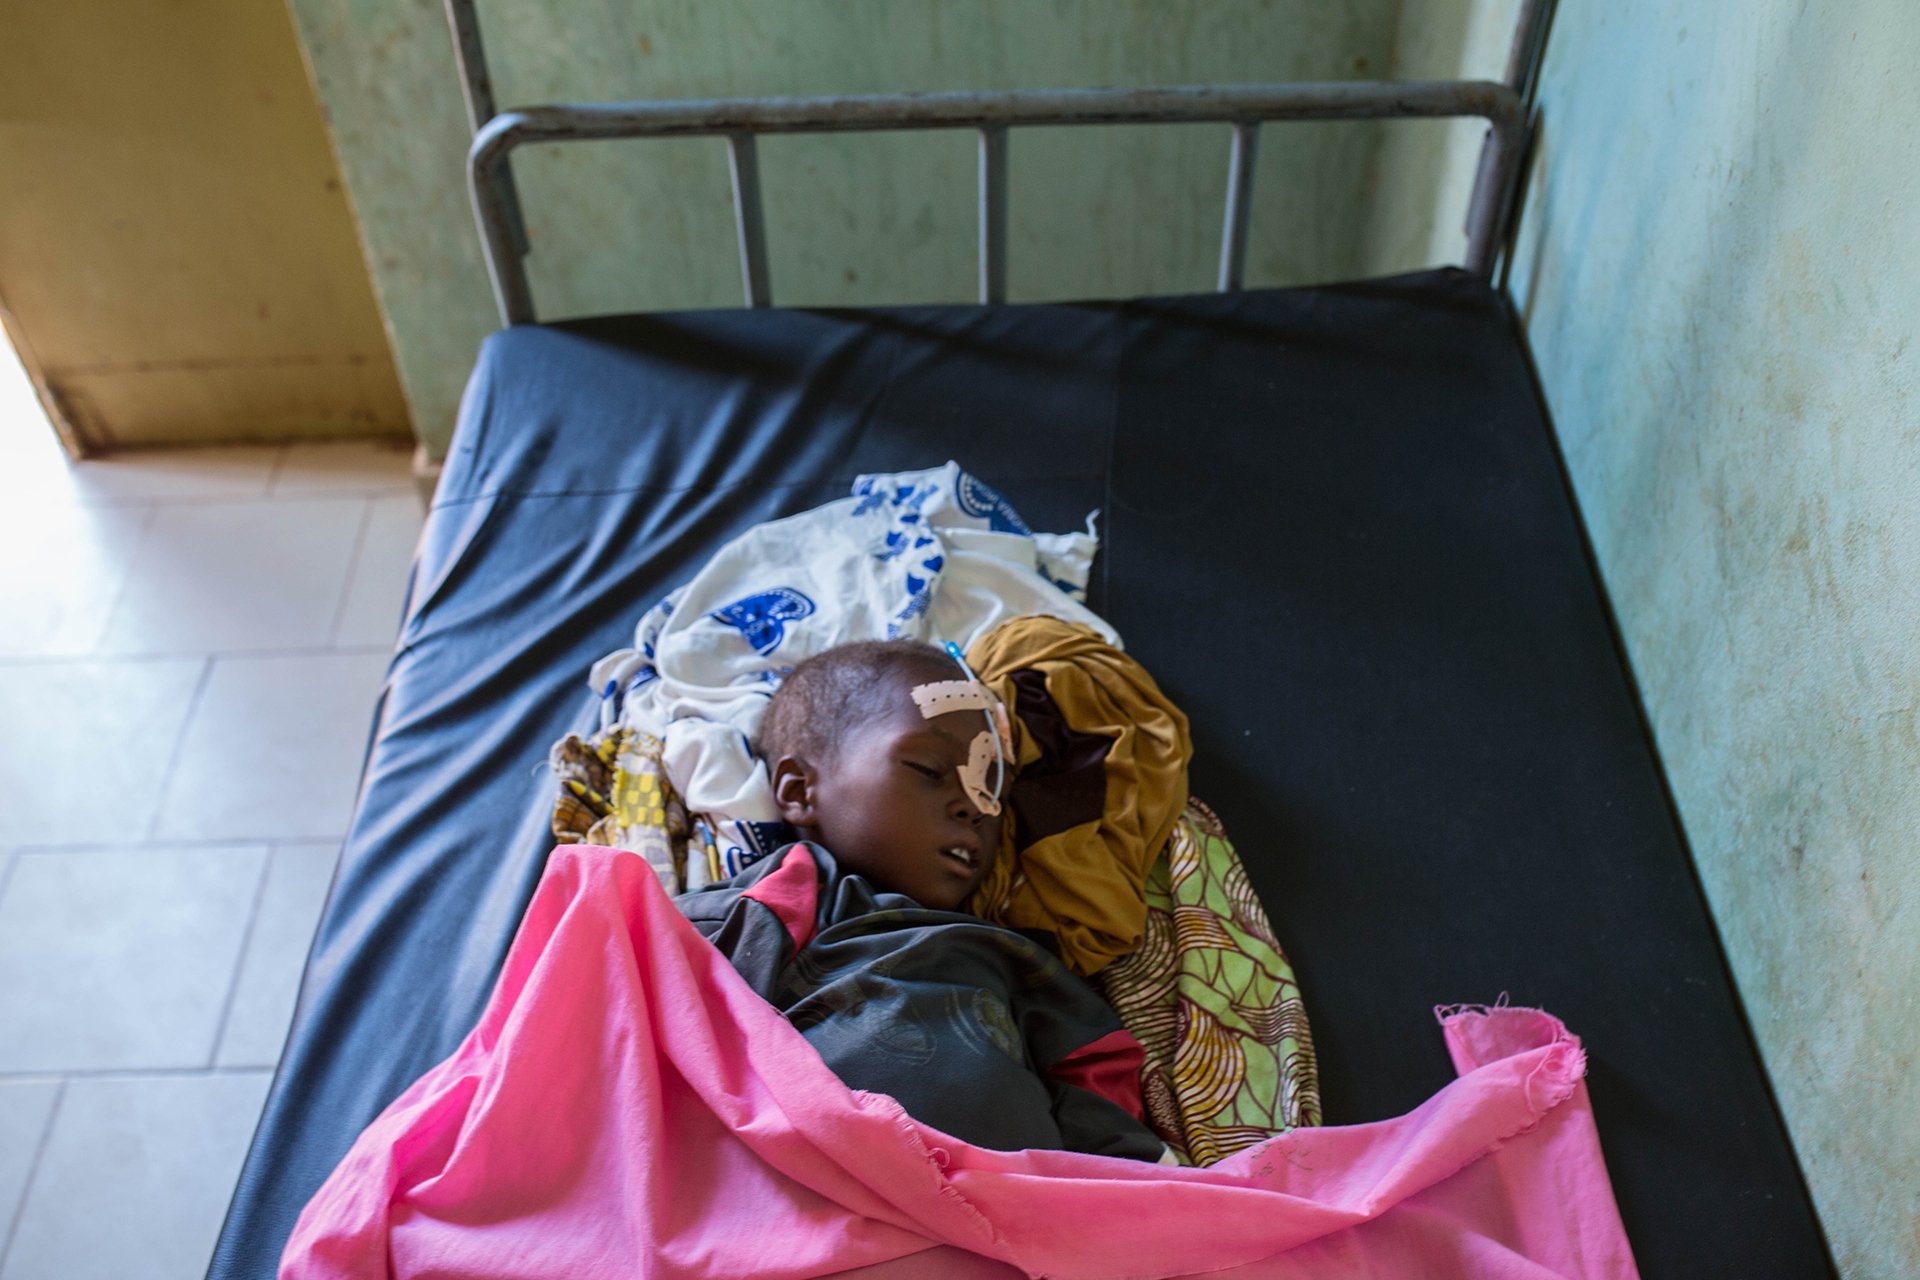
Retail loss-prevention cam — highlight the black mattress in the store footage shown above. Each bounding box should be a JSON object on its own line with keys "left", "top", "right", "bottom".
{"left": 210, "top": 269, "right": 1832, "bottom": 1279}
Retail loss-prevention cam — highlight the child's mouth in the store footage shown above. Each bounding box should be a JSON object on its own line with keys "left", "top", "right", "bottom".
{"left": 939, "top": 846, "right": 977, "bottom": 870}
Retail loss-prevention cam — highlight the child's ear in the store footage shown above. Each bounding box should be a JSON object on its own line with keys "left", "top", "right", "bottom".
{"left": 771, "top": 755, "right": 818, "bottom": 827}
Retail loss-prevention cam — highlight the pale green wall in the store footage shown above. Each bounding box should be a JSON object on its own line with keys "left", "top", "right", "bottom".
{"left": 289, "top": 0, "right": 1400, "bottom": 456}
{"left": 1360, "top": 0, "right": 1518, "bottom": 274}
{"left": 1495, "top": 2, "right": 1915, "bottom": 1276}
{"left": 287, "top": 0, "right": 497, "bottom": 463}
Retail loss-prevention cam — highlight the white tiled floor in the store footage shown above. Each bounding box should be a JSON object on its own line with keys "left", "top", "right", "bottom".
{"left": 0, "top": 346, "right": 422, "bottom": 1277}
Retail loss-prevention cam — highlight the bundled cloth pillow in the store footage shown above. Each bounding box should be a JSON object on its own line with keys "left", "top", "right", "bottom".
{"left": 966, "top": 615, "right": 1192, "bottom": 976}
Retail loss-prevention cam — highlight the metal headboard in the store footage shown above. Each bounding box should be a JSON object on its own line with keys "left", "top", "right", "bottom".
{"left": 447, "top": 1, "right": 1555, "bottom": 327}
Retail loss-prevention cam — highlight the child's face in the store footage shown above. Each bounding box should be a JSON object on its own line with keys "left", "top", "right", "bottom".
{"left": 773, "top": 678, "right": 1004, "bottom": 911}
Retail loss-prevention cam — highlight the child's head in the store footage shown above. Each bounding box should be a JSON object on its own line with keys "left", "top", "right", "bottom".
{"left": 763, "top": 640, "right": 1005, "bottom": 910}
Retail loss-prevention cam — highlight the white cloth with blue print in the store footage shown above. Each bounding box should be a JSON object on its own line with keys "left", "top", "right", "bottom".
{"left": 588, "top": 462, "right": 1115, "bottom": 888}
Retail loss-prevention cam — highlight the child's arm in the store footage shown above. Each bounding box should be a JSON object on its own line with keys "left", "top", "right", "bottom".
{"left": 1039, "top": 1026, "right": 1174, "bottom": 1162}
{"left": 1046, "top": 1075, "right": 1174, "bottom": 1162}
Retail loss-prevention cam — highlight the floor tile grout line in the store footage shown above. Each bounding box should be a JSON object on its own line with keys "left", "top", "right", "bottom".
{"left": 97, "top": 490, "right": 391, "bottom": 521}
{"left": 0, "top": 644, "right": 393, "bottom": 668}
{"left": 11, "top": 837, "right": 334, "bottom": 855}
{"left": 0, "top": 1066, "right": 273, "bottom": 1083}
{"left": 3, "top": 490, "right": 270, "bottom": 509}
{"left": 191, "top": 491, "right": 391, "bottom": 510}
{"left": 328, "top": 498, "right": 378, "bottom": 647}
{"left": 0, "top": 1077, "right": 66, "bottom": 1271}
{"left": 0, "top": 482, "right": 416, "bottom": 513}
{"left": 75, "top": 501, "right": 160, "bottom": 660}
{"left": 144, "top": 655, "right": 217, "bottom": 841}
{"left": 264, "top": 441, "right": 293, "bottom": 492}
{"left": 0, "top": 652, "right": 210, "bottom": 669}
{"left": 205, "top": 850, "right": 276, "bottom": 1070}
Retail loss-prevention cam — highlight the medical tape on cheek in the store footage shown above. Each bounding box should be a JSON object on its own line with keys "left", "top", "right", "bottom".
{"left": 960, "top": 731, "right": 1002, "bottom": 816}
{"left": 910, "top": 679, "right": 1005, "bottom": 816}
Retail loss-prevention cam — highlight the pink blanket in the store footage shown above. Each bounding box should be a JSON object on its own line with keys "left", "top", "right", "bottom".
{"left": 282, "top": 846, "right": 1639, "bottom": 1279}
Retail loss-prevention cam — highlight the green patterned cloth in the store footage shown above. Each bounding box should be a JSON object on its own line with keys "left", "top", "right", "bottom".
{"left": 1098, "top": 797, "right": 1320, "bottom": 1164}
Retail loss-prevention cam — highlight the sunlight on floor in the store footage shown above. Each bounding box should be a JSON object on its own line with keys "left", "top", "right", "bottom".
{"left": 0, "top": 326, "right": 424, "bottom": 1278}
{"left": 0, "top": 329, "right": 75, "bottom": 492}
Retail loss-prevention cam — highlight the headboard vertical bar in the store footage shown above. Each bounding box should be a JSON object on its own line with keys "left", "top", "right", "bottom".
{"left": 727, "top": 133, "right": 772, "bottom": 307}
{"left": 443, "top": 0, "right": 496, "bottom": 133}
{"left": 1462, "top": 117, "right": 1524, "bottom": 278}
{"left": 1464, "top": 0, "right": 1556, "bottom": 278}
{"left": 978, "top": 126, "right": 1008, "bottom": 304}
{"left": 444, "top": 0, "right": 530, "bottom": 262}
{"left": 472, "top": 145, "right": 536, "bottom": 325}
{"left": 1503, "top": 0, "right": 1558, "bottom": 102}
{"left": 1217, "top": 121, "right": 1260, "bottom": 292}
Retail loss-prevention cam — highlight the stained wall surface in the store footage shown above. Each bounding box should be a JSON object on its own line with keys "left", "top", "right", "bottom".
{"left": 1359, "top": 0, "right": 1519, "bottom": 275}
{"left": 1497, "top": 3, "right": 1916, "bottom": 1276}
{"left": 287, "top": 0, "right": 1400, "bottom": 456}
{"left": 0, "top": 0, "right": 409, "bottom": 449}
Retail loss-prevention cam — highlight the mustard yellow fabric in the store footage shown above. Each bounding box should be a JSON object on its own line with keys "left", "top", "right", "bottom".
{"left": 966, "top": 616, "right": 1192, "bottom": 974}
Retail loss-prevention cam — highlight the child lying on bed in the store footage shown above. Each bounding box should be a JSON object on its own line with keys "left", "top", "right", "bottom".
{"left": 671, "top": 639, "right": 1174, "bottom": 1163}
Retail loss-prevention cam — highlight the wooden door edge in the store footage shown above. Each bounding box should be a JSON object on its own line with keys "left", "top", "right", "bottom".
{"left": 0, "top": 293, "right": 90, "bottom": 459}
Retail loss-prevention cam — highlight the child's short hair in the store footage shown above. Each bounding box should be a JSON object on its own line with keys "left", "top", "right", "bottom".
{"left": 760, "top": 639, "right": 957, "bottom": 764}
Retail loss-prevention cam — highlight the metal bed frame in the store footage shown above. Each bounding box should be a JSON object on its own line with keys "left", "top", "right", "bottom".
{"left": 447, "top": 1, "right": 1555, "bottom": 328}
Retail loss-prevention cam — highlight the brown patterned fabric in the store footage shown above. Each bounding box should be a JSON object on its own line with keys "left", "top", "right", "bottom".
{"left": 548, "top": 727, "right": 692, "bottom": 889}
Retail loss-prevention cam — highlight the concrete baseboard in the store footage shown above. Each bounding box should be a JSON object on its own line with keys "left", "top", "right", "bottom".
{"left": 410, "top": 444, "right": 443, "bottom": 509}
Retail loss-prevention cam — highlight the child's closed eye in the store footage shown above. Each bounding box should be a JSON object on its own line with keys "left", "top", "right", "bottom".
{"left": 901, "top": 760, "right": 944, "bottom": 781}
